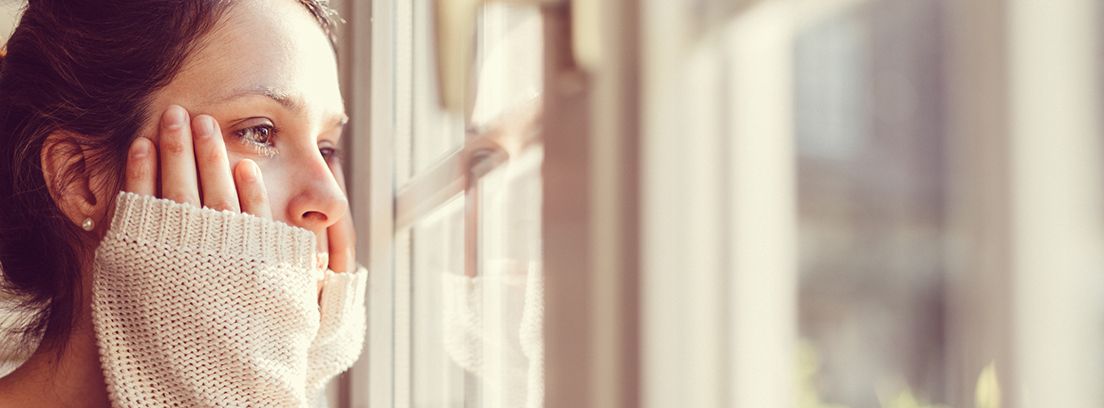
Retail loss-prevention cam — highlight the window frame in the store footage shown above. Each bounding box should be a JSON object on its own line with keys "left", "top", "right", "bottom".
{"left": 340, "top": 0, "right": 396, "bottom": 405}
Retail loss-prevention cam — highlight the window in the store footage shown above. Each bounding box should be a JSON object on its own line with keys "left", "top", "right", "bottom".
{"left": 345, "top": 1, "right": 548, "bottom": 407}
{"left": 343, "top": 0, "right": 1104, "bottom": 407}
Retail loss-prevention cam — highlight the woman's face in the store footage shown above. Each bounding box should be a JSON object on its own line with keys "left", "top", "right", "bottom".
{"left": 139, "top": 0, "right": 348, "bottom": 250}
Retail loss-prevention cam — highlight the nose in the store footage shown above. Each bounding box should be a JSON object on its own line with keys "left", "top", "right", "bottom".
{"left": 284, "top": 162, "right": 348, "bottom": 233}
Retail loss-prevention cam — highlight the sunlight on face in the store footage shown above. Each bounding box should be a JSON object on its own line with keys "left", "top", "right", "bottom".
{"left": 143, "top": 0, "right": 348, "bottom": 252}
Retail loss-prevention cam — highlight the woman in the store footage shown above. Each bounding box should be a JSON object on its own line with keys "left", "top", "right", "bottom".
{"left": 0, "top": 0, "right": 366, "bottom": 406}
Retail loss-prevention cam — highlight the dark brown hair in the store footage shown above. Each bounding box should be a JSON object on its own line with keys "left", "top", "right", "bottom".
{"left": 0, "top": 0, "right": 339, "bottom": 351}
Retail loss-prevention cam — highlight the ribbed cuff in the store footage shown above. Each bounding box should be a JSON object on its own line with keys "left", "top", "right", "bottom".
{"left": 106, "top": 192, "right": 318, "bottom": 270}
{"left": 307, "top": 266, "right": 368, "bottom": 395}
{"left": 317, "top": 266, "right": 368, "bottom": 334}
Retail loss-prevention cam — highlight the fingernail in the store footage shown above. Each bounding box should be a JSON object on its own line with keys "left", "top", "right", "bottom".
{"left": 194, "top": 115, "right": 214, "bottom": 139}
{"left": 129, "top": 138, "right": 149, "bottom": 159}
{"left": 164, "top": 105, "right": 186, "bottom": 129}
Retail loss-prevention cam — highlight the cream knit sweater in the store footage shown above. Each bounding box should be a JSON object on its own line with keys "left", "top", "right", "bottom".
{"left": 92, "top": 192, "right": 367, "bottom": 407}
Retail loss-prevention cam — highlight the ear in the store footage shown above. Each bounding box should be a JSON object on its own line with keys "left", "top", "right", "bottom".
{"left": 40, "top": 131, "right": 110, "bottom": 232}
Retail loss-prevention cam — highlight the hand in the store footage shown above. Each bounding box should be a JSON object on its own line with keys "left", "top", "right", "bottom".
{"left": 123, "top": 104, "right": 271, "bottom": 217}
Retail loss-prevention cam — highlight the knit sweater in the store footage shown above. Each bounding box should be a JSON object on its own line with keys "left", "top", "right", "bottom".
{"left": 91, "top": 192, "right": 367, "bottom": 407}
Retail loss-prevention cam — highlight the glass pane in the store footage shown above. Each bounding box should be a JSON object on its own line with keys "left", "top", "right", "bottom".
{"left": 406, "top": 144, "right": 543, "bottom": 408}
{"left": 475, "top": 146, "right": 544, "bottom": 408}
{"left": 793, "top": 1, "right": 954, "bottom": 407}
{"left": 403, "top": 3, "right": 545, "bottom": 407}
{"left": 407, "top": 1, "right": 543, "bottom": 180}
{"left": 410, "top": 197, "right": 469, "bottom": 407}
{"left": 411, "top": 0, "right": 466, "bottom": 181}
{"left": 469, "top": 4, "right": 544, "bottom": 129}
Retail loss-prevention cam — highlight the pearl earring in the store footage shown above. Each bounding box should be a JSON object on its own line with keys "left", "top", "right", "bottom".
{"left": 81, "top": 218, "right": 94, "bottom": 232}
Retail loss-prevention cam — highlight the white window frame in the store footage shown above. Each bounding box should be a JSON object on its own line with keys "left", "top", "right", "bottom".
{"left": 335, "top": 0, "right": 395, "bottom": 405}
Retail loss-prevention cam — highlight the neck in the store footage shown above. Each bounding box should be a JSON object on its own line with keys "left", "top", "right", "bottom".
{"left": 0, "top": 309, "right": 110, "bottom": 407}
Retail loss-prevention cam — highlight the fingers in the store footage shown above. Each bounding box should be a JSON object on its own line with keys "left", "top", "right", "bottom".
{"left": 192, "top": 115, "right": 240, "bottom": 212}
{"left": 158, "top": 105, "right": 201, "bottom": 207}
{"left": 327, "top": 213, "right": 355, "bottom": 273}
{"left": 234, "top": 159, "right": 271, "bottom": 218}
{"left": 124, "top": 137, "right": 157, "bottom": 196}
{"left": 327, "top": 161, "right": 356, "bottom": 273}
{"left": 140, "top": 105, "right": 272, "bottom": 219}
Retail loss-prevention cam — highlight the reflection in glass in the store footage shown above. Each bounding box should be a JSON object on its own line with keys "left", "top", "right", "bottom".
{"left": 475, "top": 146, "right": 544, "bottom": 408}
{"left": 410, "top": 197, "right": 468, "bottom": 407}
{"left": 412, "top": 0, "right": 466, "bottom": 180}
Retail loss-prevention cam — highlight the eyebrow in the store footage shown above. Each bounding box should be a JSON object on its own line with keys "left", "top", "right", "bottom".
{"left": 221, "top": 86, "right": 303, "bottom": 112}
{"left": 218, "top": 86, "right": 349, "bottom": 130}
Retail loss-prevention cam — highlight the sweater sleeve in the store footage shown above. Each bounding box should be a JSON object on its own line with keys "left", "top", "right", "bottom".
{"left": 92, "top": 192, "right": 322, "bottom": 407}
{"left": 306, "top": 266, "right": 368, "bottom": 397}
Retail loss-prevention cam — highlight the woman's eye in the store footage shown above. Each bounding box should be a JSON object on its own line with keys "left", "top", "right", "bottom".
{"left": 235, "top": 124, "right": 276, "bottom": 146}
{"left": 232, "top": 122, "right": 279, "bottom": 158}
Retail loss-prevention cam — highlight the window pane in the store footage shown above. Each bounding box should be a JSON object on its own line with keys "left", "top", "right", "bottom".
{"left": 475, "top": 146, "right": 544, "bottom": 408}
{"left": 794, "top": 1, "right": 952, "bottom": 406}
{"left": 401, "top": 3, "right": 546, "bottom": 408}
{"left": 406, "top": 146, "right": 544, "bottom": 408}
{"left": 410, "top": 197, "right": 468, "bottom": 407}
{"left": 411, "top": 0, "right": 465, "bottom": 180}
{"left": 469, "top": 5, "right": 544, "bottom": 129}
{"left": 407, "top": 2, "right": 543, "bottom": 181}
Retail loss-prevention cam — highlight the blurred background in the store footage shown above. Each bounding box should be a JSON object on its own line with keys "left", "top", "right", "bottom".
{"left": 3, "top": 0, "right": 1102, "bottom": 407}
